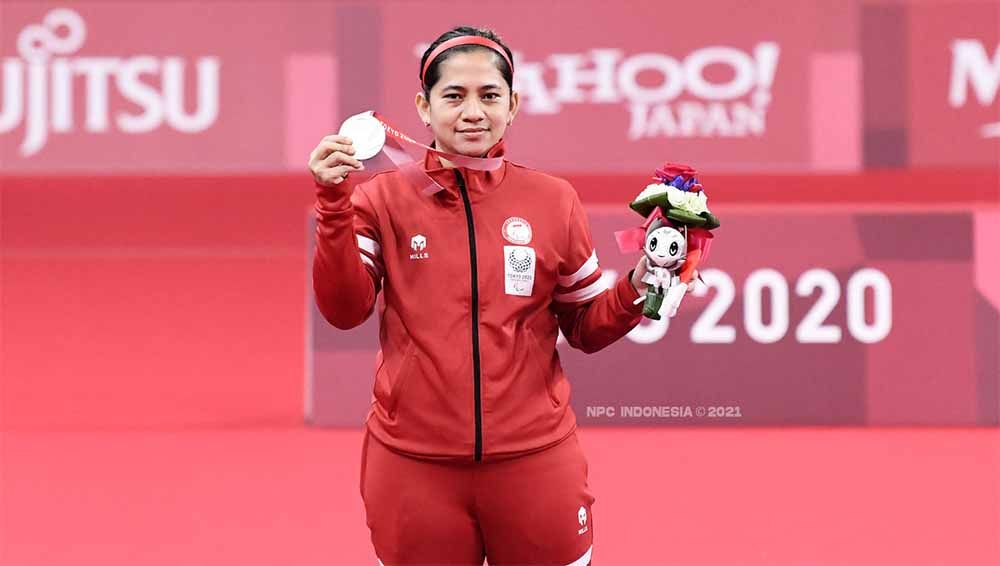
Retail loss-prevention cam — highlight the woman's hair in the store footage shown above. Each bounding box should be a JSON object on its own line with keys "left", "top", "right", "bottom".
{"left": 419, "top": 26, "right": 514, "bottom": 97}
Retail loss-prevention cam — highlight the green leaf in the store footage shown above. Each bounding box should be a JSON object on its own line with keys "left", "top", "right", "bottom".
{"left": 666, "top": 208, "right": 707, "bottom": 226}
{"left": 699, "top": 212, "right": 721, "bottom": 229}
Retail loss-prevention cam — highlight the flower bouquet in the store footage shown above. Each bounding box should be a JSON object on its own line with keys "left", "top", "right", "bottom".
{"left": 615, "top": 163, "right": 720, "bottom": 319}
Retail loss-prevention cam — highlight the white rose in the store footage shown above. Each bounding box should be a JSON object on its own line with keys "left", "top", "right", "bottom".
{"left": 666, "top": 186, "right": 688, "bottom": 208}
{"left": 679, "top": 193, "right": 699, "bottom": 214}
{"left": 636, "top": 183, "right": 668, "bottom": 201}
{"left": 685, "top": 191, "right": 710, "bottom": 214}
{"left": 697, "top": 191, "right": 710, "bottom": 213}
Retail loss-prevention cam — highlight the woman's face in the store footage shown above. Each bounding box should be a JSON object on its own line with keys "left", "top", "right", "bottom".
{"left": 416, "top": 50, "right": 519, "bottom": 158}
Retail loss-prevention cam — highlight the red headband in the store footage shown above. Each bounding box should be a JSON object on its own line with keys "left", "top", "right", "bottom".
{"left": 420, "top": 36, "right": 514, "bottom": 85}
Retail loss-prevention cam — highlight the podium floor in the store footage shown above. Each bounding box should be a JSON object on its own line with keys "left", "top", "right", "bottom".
{"left": 2, "top": 427, "right": 997, "bottom": 565}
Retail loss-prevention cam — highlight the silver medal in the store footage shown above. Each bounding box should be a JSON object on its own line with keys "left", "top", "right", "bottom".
{"left": 337, "top": 111, "right": 386, "bottom": 160}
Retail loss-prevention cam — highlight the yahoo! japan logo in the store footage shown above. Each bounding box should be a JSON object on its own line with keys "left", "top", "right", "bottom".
{"left": 414, "top": 42, "right": 781, "bottom": 140}
{"left": 0, "top": 8, "right": 221, "bottom": 157}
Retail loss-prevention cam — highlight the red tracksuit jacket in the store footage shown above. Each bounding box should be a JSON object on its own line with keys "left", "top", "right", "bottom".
{"left": 313, "top": 139, "right": 644, "bottom": 462}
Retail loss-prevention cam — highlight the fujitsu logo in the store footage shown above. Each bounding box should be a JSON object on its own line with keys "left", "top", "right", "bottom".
{"left": 0, "top": 8, "right": 221, "bottom": 157}
{"left": 949, "top": 40, "right": 1000, "bottom": 138}
{"left": 415, "top": 43, "right": 779, "bottom": 140}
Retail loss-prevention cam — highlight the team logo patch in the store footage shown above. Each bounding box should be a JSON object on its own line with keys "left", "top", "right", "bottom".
{"left": 502, "top": 217, "right": 532, "bottom": 245}
{"left": 504, "top": 246, "right": 536, "bottom": 296}
{"left": 409, "top": 234, "right": 429, "bottom": 260}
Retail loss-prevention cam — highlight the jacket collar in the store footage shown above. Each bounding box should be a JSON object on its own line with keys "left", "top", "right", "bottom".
{"left": 422, "top": 139, "right": 509, "bottom": 200}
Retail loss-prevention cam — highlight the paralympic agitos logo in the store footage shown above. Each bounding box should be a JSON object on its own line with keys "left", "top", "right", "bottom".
{"left": 0, "top": 8, "right": 221, "bottom": 157}
{"left": 415, "top": 42, "right": 780, "bottom": 140}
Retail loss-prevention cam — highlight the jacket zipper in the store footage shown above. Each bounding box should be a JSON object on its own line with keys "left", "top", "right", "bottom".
{"left": 454, "top": 169, "right": 484, "bottom": 462}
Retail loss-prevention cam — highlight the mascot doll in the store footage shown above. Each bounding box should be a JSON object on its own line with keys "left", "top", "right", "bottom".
{"left": 615, "top": 163, "right": 721, "bottom": 320}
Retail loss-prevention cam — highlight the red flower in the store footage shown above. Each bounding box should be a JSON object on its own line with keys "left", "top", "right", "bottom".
{"left": 654, "top": 162, "right": 698, "bottom": 182}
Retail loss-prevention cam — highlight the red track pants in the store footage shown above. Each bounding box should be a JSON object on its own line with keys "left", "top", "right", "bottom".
{"left": 360, "top": 428, "right": 595, "bottom": 566}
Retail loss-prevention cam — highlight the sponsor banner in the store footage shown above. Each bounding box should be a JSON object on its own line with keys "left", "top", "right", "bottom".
{"left": 3, "top": 1, "right": 997, "bottom": 173}
{"left": 0, "top": 0, "right": 862, "bottom": 174}
{"left": 307, "top": 205, "right": 999, "bottom": 427}
{"left": 0, "top": 2, "right": 340, "bottom": 173}
{"left": 907, "top": 1, "right": 1000, "bottom": 167}
{"left": 380, "top": 0, "right": 861, "bottom": 173}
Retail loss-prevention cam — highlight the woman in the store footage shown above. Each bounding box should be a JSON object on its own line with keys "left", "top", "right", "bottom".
{"left": 309, "top": 26, "right": 661, "bottom": 566}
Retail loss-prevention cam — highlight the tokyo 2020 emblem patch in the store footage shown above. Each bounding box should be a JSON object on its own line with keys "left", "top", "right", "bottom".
{"left": 503, "top": 245, "right": 536, "bottom": 297}
{"left": 502, "top": 217, "right": 532, "bottom": 245}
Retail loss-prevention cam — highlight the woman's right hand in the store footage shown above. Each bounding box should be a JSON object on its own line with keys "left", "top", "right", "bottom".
{"left": 309, "top": 134, "right": 365, "bottom": 189}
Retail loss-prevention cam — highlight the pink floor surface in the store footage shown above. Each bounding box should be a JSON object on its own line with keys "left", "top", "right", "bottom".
{"left": 2, "top": 427, "right": 998, "bottom": 565}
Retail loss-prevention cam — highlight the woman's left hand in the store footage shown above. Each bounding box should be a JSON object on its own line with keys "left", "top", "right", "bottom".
{"left": 629, "top": 256, "right": 698, "bottom": 295}
{"left": 630, "top": 256, "right": 649, "bottom": 294}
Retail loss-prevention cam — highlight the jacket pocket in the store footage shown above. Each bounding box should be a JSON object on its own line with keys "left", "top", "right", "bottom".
{"left": 526, "top": 327, "right": 560, "bottom": 408}
{"left": 374, "top": 338, "right": 417, "bottom": 418}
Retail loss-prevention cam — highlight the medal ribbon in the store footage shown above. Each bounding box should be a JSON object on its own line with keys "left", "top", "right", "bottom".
{"left": 371, "top": 111, "right": 505, "bottom": 196}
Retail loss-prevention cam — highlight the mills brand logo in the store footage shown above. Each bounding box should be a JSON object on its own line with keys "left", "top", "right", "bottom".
{"left": 409, "top": 234, "right": 429, "bottom": 260}
{"left": 414, "top": 43, "right": 779, "bottom": 140}
{"left": 0, "top": 8, "right": 221, "bottom": 157}
{"left": 949, "top": 39, "right": 1000, "bottom": 138}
